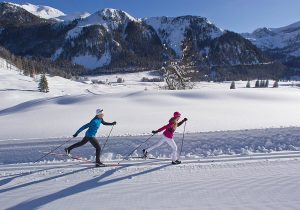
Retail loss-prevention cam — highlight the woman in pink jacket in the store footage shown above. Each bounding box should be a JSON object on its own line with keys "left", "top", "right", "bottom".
{"left": 143, "top": 112, "right": 187, "bottom": 164}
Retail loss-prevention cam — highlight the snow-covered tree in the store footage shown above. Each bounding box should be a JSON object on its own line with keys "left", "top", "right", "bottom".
{"left": 38, "top": 74, "right": 49, "bottom": 93}
{"left": 230, "top": 81, "right": 236, "bottom": 89}
{"left": 163, "top": 62, "right": 194, "bottom": 90}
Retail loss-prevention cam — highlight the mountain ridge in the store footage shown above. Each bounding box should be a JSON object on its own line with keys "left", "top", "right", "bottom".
{"left": 0, "top": 2, "right": 287, "bottom": 80}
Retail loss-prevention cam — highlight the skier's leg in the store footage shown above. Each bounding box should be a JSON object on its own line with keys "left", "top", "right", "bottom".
{"left": 146, "top": 136, "right": 166, "bottom": 153}
{"left": 88, "top": 137, "right": 101, "bottom": 164}
{"left": 165, "top": 137, "right": 178, "bottom": 162}
{"left": 68, "top": 136, "right": 89, "bottom": 151}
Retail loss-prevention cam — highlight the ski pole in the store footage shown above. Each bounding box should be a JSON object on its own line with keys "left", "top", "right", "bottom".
{"left": 33, "top": 137, "right": 73, "bottom": 163}
{"left": 100, "top": 125, "right": 114, "bottom": 157}
{"left": 118, "top": 133, "right": 155, "bottom": 164}
{"left": 179, "top": 121, "right": 187, "bottom": 159}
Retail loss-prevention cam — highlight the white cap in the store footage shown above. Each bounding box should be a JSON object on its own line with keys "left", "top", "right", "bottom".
{"left": 96, "top": 108, "right": 103, "bottom": 115}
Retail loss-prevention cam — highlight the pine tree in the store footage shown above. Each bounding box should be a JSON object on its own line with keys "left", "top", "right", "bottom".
{"left": 246, "top": 80, "right": 251, "bottom": 88}
{"left": 230, "top": 81, "right": 236, "bottom": 89}
{"left": 255, "top": 80, "right": 260, "bottom": 88}
{"left": 117, "top": 77, "right": 124, "bottom": 83}
{"left": 265, "top": 80, "right": 269, "bottom": 88}
{"left": 273, "top": 80, "right": 279, "bottom": 88}
{"left": 38, "top": 74, "right": 49, "bottom": 93}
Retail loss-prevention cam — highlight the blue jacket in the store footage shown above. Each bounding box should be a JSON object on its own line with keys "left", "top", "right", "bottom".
{"left": 75, "top": 117, "right": 114, "bottom": 137}
{"left": 75, "top": 116, "right": 102, "bottom": 137}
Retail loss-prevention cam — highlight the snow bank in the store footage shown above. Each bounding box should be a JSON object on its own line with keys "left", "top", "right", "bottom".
{"left": 1, "top": 127, "right": 300, "bottom": 164}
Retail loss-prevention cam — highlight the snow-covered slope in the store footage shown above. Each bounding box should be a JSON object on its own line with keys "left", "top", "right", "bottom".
{"left": 7, "top": 2, "right": 90, "bottom": 22}
{"left": 58, "top": 12, "right": 91, "bottom": 21}
{"left": 0, "top": 57, "right": 89, "bottom": 110}
{"left": 67, "top": 8, "right": 139, "bottom": 39}
{"left": 8, "top": 2, "right": 65, "bottom": 19}
{"left": 243, "top": 21, "right": 300, "bottom": 57}
{"left": 1, "top": 56, "right": 300, "bottom": 209}
{"left": 145, "top": 16, "right": 223, "bottom": 56}
{"left": 1, "top": 57, "right": 300, "bottom": 140}
{"left": 60, "top": 8, "right": 141, "bottom": 69}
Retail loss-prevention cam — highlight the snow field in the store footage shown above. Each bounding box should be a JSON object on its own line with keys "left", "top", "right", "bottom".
{"left": 1, "top": 64, "right": 300, "bottom": 140}
{"left": 1, "top": 58, "right": 300, "bottom": 209}
{"left": 1, "top": 157, "right": 300, "bottom": 210}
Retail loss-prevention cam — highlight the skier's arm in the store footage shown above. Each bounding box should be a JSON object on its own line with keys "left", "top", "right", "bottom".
{"left": 74, "top": 123, "right": 90, "bottom": 137}
{"left": 178, "top": 118, "right": 188, "bottom": 127}
{"left": 152, "top": 125, "right": 168, "bottom": 134}
{"left": 102, "top": 119, "right": 116, "bottom": 126}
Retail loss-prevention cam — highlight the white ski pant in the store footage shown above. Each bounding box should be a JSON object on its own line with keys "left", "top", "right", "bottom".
{"left": 146, "top": 135, "right": 178, "bottom": 161}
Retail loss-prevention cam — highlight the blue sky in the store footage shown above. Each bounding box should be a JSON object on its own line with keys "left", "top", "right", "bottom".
{"left": 5, "top": 0, "right": 300, "bottom": 33}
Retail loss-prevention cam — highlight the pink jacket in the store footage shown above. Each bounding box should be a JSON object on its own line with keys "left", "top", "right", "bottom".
{"left": 157, "top": 117, "right": 185, "bottom": 139}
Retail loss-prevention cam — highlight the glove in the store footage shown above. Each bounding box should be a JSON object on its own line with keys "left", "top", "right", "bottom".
{"left": 152, "top": 130, "right": 158, "bottom": 134}
{"left": 73, "top": 133, "right": 78, "bottom": 138}
{"left": 112, "top": 121, "right": 117, "bottom": 125}
{"left": 183, "top": 118, "right": 188, "bottom": 122}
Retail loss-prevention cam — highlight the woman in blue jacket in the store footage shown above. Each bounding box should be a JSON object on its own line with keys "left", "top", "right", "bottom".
{"left": 65, "top": 108, "right": 116, "bottom": 167}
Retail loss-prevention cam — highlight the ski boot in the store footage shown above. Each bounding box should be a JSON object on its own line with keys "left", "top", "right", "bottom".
{"left": 172, "top": 160, "right": 181, "bottom": 165}
{"left": 64, "top": 148, "right": 70, "bottom": 156}
{"left": 95, "top": 162, "right": 105, "bottom": 167}
{"left": 142, "top": 149, "right": 148, "bottom": 159}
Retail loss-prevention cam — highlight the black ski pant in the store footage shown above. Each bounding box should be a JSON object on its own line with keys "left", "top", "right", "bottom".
{"left": 68, "top": 136, "right": 101, "bottom": 163}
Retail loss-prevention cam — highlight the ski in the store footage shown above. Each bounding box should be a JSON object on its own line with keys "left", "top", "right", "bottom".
{"left": 39, "top": 151, "right": 84, "bottom": 160}
{"left": 95, "top": 163, "right": 121, "bottom": 167}
{"left": 129, "top": 156, "right": 158, "bottom": 160}
{"left": 38, "top": 151, "right": 120, "bottom": 167}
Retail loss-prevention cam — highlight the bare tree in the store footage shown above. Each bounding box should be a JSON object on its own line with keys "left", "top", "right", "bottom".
{"left": 163, "top": 62, "right": 194, "bottom": 90}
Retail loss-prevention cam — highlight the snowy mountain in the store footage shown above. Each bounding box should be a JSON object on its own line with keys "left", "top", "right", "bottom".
{"left": 56, "top": 8, "right": 166, "bottom": 70}
{"left": 145, "top": 16, "right": 223, "bottom": 57}
{"left": 8, "top": 2, "right": 65, "bottom": 19}
{"left": 0, "top": 2, "right": 52, "bottom": 26}
{"left": 65, "top": 8, "right": 140, "bottom": 39}
{"left": 56, "top": 11, "right": 270, "bottom": 70}
{"left": 7, "top": 2, "right": 90, "bottom": 22}
{"left": 242, "top": 21, "right": 300, "bottom": 69}
{"left": 58, "top": 12, "right": 91, "bottom": 22}
{"left": 0, "top": 3, "right": 272, "bottom": 74}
